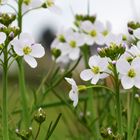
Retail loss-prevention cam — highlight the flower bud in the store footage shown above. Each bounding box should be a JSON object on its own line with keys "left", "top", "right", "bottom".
{"left": 51, "top": 48, "right": 61, "bottom": 60}
{"left": 15, "top": 127, "right": 32, "bottom": 140}
{"left": 34, "top": 108, "right": 46, "bottom": 124}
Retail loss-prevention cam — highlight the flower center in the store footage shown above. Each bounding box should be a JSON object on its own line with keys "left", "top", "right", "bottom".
{"left": 89, "top": 30, "right": 97, "bottom": 37}
{"left": 102, "top": 30, "right": 108, "bottom": 36}
{"left": 128, "top": 68, "right": 136, "bottom": 78}
{"left": 47, "top": 0, "right": 54, "bottom": 7}
{"left": 69, "top": 41, "right": 76, "bottom": 48}
{"left": 92, "top": 66, "right": 100, "bottom": 74}
{"left": 23, "top": 46, "right": 32, "bottom": 55}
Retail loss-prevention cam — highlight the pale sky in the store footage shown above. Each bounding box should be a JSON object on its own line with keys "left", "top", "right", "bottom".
{"left": 1, "top": 0, "right": 140, "bottom": 39}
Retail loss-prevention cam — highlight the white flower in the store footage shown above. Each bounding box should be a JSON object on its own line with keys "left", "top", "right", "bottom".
{"left": 11, "top": 33, "right": 45, "bottom": 68}
{"left": 65, "top": 77, "right": 78, "bottom": 107}
{"left": 80, "top": 55, "right": 109, "bottom": 84}
{"left": 105, "top": 33, "right": 123, "bottom": 46}
{"left": 0, "top": 32, "right": 6, "bottom": 44}
{"left": 58, "top": 29, "right": 85, "bottom": 61}
{"left": 22, "top": 0, "right": 43, "bottom": 13}
{"left": 80, "top": 20, "right": 105, "bottom": 45}
{"left": 116, "top": 57, "right": 140, "bottom": 89}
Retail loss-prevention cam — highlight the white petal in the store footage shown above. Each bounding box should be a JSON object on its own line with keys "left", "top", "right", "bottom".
{"left": 91, "top": 74, "right": 100, "bottom": 84}
{"left": 80, "top": 69, "right": 93, "bottom": 81}
{"left": 88, "top": 55, "right": 98, "bottom": 68}
{"left": 24, "top": 55, "right": 37, "bottom": 68}
{"left": 131, "top": 57, "right": 140, "bottom": 72}
{"left": 20, "top": 33, "right": 35, "bottom": 44}
{"left": 65, "top": 77, "right": 76, "bottom": 86}
{"left": 69, "top": 48, "right": 80, "bottom": 60}
{"left": 84, "top": 34, "right": 94, "bottom": 45}
{"left": 98, "top": 57, "right": 109, "bottom": 71}
{"left": 95, "top": 34, "right": 105, "bottom": 45}
{"left": 116, "top": 59, "right": 130, "bottom": 74}
{"left": 121, "top": 76, "right": 134, "bottom": 89}
{"left": 11, "top": 40, "right": 24, "bottom": 56}
{"left": 48, "top": 5, "right": 62, "bottom": 15}
{"left": 69, "top": 88, "right": 78, "bottom": 107}
{"left": 81, "top": 20, "right": 94, "bottom": 32}
{"left": 133, "top": 28, "right": 140, "bottom": 39}
{"left": 134, "top": 75, "right": 140, "bottom": 89}
{"left": 0, "top": 32, "right": 6, "bottom": 44}
{"left": 30, "top": 44, "right": 45, "bottom": 58}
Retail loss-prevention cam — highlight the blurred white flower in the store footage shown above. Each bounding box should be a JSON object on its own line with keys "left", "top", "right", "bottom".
{"left": 11, "top": 33, "right": 45, "bottom": 68}
{"left": 80, "top": 20, "right": 105, "bottom": 45}
{"left": 65, "top": 77, "right": 79, "bottom": 107}
{"left": 105, "top": 33, "right": 123, "bottom": 46}
{"left": 116, "top": 57, "right": 140, "bottom": 89}
{"left": 80, "top": 55, "right": 109, "bottom": 84}
{"left": 43, "top": 0, "right": 61, "bottom": 14}
{"left": 0, "top": 32, "right": 6, "bottom": 44}
{"left": 22, "top": 0, "right": 43, "bottom": 13}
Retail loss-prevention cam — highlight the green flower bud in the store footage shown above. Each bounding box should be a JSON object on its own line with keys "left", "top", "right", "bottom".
{"left": 0, "top": 13, "right": 16, "bottom": 26}
{"left": 51, "top": 48, "right": 61, "bottom": 59}
{"left": 128, "top": 21, "right": 140, "bottom": 30}
{"left": 34, "top": 108, "right": 46, "bottom": 124}
{"left": 16, "top": 127, "right": 32, "bottom": 140}
{"left": 74, "top": 14, "right": 96, "bottom": 27}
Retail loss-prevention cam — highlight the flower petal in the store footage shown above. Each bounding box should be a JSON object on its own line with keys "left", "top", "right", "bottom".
{"left": 65, "top": 77, "right": 76, "bottom": 86}
{"left": 0, "top": 32, "right": 6, "bottom": 44}
{"left": 69, "top": 48, "right": 80, "bottom": 60}
{"left": 116, "top": 59, "right": 130, "bottom": 74}
{"left": 24, "top": 55, "right": 37, "bottom": 68}
{"left": 91, "top": 74, "right": 100, "bottom": 84}
{"left": 30, "top": 44, "right": 45, "bottom": 58}
{"left": 121, "top": 76, "right": 134, "bottom": 89}
{"left": 80, "top": 69, "right": 93, "bottom": 81}
{"left": 133, "top": 28, "right": 140, "bottom": 39}
{"left": 69, "top": 89, "right": 78, "bottom": 107}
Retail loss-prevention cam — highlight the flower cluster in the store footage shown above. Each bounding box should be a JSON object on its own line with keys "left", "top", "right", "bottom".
{"left": 65, "top": 22, "right": 140, "bottom": 107}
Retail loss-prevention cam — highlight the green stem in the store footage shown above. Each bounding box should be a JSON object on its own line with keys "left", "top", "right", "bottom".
{"left": 17, "top": 59, "right": 29, "bottom": 128}
{"left": 81, "top": 45, "right": 101, "bottom": 139}
{"left": 114, "top": 67, "right": 123, "bottom": 135}
{"left": 2, "top": 47, "right": 9, "bottom": 140}
{"left": 17, "top": 0, "right": 30, "bottom": 128}
{"left": 127, "top": 87, "right": 135, "bottom": 140}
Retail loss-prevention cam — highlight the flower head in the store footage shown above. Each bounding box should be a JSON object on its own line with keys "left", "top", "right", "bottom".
{"left": 116, "top": 57, "right": 140, "bottom": 89}
{"left": 65, "top": 77, "right": 79, "bottom": 107}
{"left": 80, "top": 55, "right": 109, "bottom": 84}
{"left": 11, "top": 33, "right": 45, "bottom": 68}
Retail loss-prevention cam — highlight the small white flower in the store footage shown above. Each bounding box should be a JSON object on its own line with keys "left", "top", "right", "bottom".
{"left": 65, "top": 77, "right": 78, "bottom": 107}
{"left": 59, "top": 29, "right": 85, "bottom": 60}
{"left": 116, "top": 57, "right": 140, "bottom": 89}
{"left": 80, "top": 20, "right": 105, "bottom": 45}
{"left": 105, "top": 33, "right": 123, "bottom": 46}
{"left": 80, "top": 55, "right": 109, "bottom": 84}
{"left": 0, "top": 32, "right": 6, "bottom": 44}
{"left": 11, "top": 33, "right": 45, "bottom": 68}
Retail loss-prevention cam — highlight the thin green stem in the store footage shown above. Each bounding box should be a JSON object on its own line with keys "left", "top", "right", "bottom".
{"left": 114, "top": 67, "right": 123, "bottom": 135}
{"left": 2, "top": 42, "right": 9, "bottom": 140}
{"left": 17, "top": 58, "right": 29, "bottom": 128}
{"left": 127, "top": 87, "right": 136, "bottom": 140}
{"left": 17, "top": 0, "right": 30, "bottom": 128}
{"left": 35, "top": 123, "right": 41, "bottom": 140}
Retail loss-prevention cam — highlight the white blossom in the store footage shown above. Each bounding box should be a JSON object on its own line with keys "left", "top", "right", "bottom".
{"left": 80, "top": 55, "right": 109, "bottom": 84}
{"left": 11, "top": 33, "right": 45, "bottom": 68}
{"left": 116, "top": 57, "right": 140, "bottom": 89}
{"left": 65, "top": 77, "right": 79, "bottom": 107}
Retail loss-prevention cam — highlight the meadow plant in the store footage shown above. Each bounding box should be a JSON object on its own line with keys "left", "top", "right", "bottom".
{"left": 1, "top": 0, "right": 140, "bottom": 140}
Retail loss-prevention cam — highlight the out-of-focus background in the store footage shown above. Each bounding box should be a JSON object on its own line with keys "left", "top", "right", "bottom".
{"left": 0, "top": 0, "right": 140, "bottom": 139}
